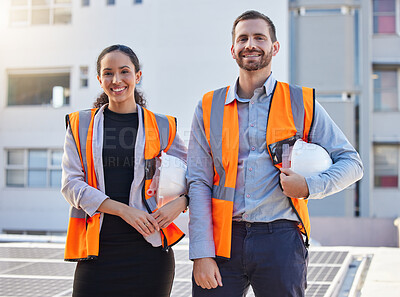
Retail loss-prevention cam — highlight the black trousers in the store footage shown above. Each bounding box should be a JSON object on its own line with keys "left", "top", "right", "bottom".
{"left": 193, "top": 220, "right": 308, "bottom": 297}
{"left": 73, "top": 233, "right": 175, "bottom": 297}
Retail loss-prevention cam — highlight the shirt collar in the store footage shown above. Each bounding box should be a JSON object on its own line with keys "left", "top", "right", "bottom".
{"left": 225, "top": 74, "right": 277, "bottom": 105}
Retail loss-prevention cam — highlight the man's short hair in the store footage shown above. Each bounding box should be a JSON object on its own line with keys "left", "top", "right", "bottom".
{"left": 232, "top": 10, "right": 277, "bottom": 44}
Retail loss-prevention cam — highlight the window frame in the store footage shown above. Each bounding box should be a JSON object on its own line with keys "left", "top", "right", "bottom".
{"left": 372, "top": 66, "right": 400, "bottom": 112}
{"left": 9, "top": 0, "right": 72, "bottom": 26}
{"left": 372, "top": 0, "right": 399, "bottom": 35}
{"left": 79, "top": 66, "right": 89, "bottom": 88}
{"left": 5, "top": 148, "right": 63, "bottom": 188}
{"left": 6, "top": 149, "right": 27, "bottom": 187}
{"left": 373, "top": 143, "right": 400, "bottom": 189}
{"left": 7, "top": 67, "right": 71, "bottom": 107}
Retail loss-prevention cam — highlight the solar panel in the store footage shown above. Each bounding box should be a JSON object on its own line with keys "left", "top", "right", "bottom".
{"left": 0, "top": 247, "right": 63, "bottom": 259}
{"left": 0, "top": 243, "right": 353, "bottom": 297}
{"left": 0, "top": 278, "right": 73, "bottom": 297}
{"left": 305, "top": 284, "right": 331, "bottom": 297}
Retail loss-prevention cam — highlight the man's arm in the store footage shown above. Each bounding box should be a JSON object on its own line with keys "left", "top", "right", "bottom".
{"left": 187, "top": 100, "right": 223, "bottom": 289}
{"left": 305, "top": 101, "right": 363, "bottom": 199}
{"left": 187, "top": 100, "right": 215, "bottom": 259}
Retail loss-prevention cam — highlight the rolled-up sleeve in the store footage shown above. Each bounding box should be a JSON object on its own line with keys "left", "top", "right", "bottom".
{"left": 60, "top": 127, "right": 109, "bottom": 217}
{"left": 305, "top": 101, "right": 364, "bottom": 199}
{"left": 187, "top": 101, "right": 216, "bottom": 259}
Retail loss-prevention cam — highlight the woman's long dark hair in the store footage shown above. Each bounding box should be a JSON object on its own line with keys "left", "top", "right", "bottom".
{"left": 93, "top": 44, "right": 146, "bottom": 108}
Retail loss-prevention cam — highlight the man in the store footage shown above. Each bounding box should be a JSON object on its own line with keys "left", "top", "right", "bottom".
{"left": 187, "top": 10, "right": 363, "bottom": 297}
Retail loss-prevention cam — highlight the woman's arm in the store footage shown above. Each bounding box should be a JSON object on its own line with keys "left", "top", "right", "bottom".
{"left": 164, "top": 131, "right": 187, "bottom": 163}
{"left": 62, "top": 127, "right": 160, "bottom": 235}
{"left": 61, "top": 127, "right": 109, "bottom": 216}
{"left": 151, "top": 195, "right": 188, "bottom": 229}
{"left": 98, "top": 198, "right": 160, "bottom": 236}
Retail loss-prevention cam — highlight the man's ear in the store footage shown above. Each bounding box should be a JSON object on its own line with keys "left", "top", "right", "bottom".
{"left": 272, "top": 41, "right": 280, "bottom": 56}
{"left": 231, "top": 45, "right": 236, "bottom": 59}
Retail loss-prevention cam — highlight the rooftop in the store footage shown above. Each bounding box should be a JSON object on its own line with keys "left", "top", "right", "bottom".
{"left": 0, "top": 236, "right": 399, "bottom": 297}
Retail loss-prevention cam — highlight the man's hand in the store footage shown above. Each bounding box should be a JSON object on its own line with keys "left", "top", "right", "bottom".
{"left": 279, "top": 168, "right": 309, "bottom": 199}
{"left": 193, "top": 257, "right": 223, "bottom": 289}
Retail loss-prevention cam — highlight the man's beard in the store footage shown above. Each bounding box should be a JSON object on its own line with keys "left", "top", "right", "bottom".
{"left": 235, "top": 47, "right": 273, "bottom": 71}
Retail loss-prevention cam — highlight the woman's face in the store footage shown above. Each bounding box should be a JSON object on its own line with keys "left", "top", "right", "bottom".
{"left": 97, "top": 51, "right": 142, "bottom": 112}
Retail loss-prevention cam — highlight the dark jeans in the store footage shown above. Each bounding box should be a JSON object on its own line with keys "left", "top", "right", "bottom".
{"left": 193, "top": 220, "right": 308, "bottom": 297}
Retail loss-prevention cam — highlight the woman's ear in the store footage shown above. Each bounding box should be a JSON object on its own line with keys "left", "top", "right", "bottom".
{"left": 97, "top": 75, "right": 103, "bottom": 87}
{"left": 135, "top": 70, "right": 142, "bottom": 84}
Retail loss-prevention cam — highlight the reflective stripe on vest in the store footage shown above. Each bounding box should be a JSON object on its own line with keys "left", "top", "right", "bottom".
{"left": 202, "top": 86, "right": 239, "bottom": 259}
{"left": 202, "top": 81, "right": 314, "bottom": 259}
{"left": 64, "top": 107, "right": 184, "bottom": 261}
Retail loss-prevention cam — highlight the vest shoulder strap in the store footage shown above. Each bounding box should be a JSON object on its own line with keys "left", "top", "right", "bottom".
{"left": 201, "top": 86, "right": 230, "bottom": 148}
{"left": 141, "top": 107, "right": 177, "bottom": 159}
{"left": 66, "top": 108, "right": 98, "bottom": 187}
{"left": 267, "top": 82, "right": 315, "bottom": 166}
{"left": 153, "top": 112, "right": 177, "bottom": 152}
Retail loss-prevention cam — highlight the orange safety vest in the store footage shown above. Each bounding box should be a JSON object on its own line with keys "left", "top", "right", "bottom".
{"left": 202, "top": 81, "right": 314, "bottom": 259}
{"left": 64, "top": 107, "right": 184, "bottom": 261}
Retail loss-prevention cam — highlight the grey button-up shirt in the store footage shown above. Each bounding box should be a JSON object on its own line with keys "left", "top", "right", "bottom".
{"left": 187, "top": 75, "right": 363, "bottom": 259}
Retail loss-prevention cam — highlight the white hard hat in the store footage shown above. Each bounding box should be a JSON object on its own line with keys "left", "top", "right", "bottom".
{"left": 147, "top": 153, "right": 187, "bottom": 207}
{"left": 290, "top": 139, "right": 332, "bottom": 177}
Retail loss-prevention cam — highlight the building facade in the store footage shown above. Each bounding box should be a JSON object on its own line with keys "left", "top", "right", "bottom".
{"left": 0, "top": 0, "right": 398, "bottom": 235}
{"left": 0, "top": 0, "right": 289, "bottom": 234}
{"left": 290, "top": 0, "right": 400, "bottom": 220}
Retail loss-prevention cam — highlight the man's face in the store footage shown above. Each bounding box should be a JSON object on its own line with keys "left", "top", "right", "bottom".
{"left": 231, "top": 19, "right": 278, "bottom": 71}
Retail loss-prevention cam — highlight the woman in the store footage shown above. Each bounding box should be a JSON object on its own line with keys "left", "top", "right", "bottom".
{"left": 61, "top": 44, "right": 188, "bottom": 297}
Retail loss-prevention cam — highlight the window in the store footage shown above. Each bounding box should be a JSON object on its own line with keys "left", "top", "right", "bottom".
{"left": 10, "top": 0, "right": 72, "bottom": 26}
{"left": 300, "top": 8, "right": 343, "bottom": 16}
{"left": 8, "top": 69, "right": 70, "bottom": 107}
{"left": 373, "top": 0, "right": 397, "bottom": 34}
{"left": 373, "top": 68, "right": 399, "bottom": 111}
{"left": 316, "top": 93, "right": 354, "bottom": 102}
{"left": 374, "top": 144, "right": 399, "bottom": 188}
{"left": 6, "top": 149, "right": 63, "bottom": 188}
{"left": 134, "top": 0, "right": 142, "bottom": 4}
{"left": 107, "top": 0, "right": 115, "bottom": 5}
{"left": 82, "top": 0, "right": 90, "bottom": 6}
{"left": 80, "top": 66, "right": 89, "bottom": 88}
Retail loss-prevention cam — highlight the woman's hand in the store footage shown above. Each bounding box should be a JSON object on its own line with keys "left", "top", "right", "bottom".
{"left": 98, "top": 198, "right": 160, "bottom": 237}
{"left": 120, "top": 206, "right": 160, "bottom": 236}
{"left": 151, "top": 195, "right": 188, "bottom": 229}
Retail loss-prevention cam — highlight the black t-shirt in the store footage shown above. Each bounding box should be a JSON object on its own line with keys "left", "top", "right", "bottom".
{"left": 101, "top": 107, "right": 139, "bottom": 242}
